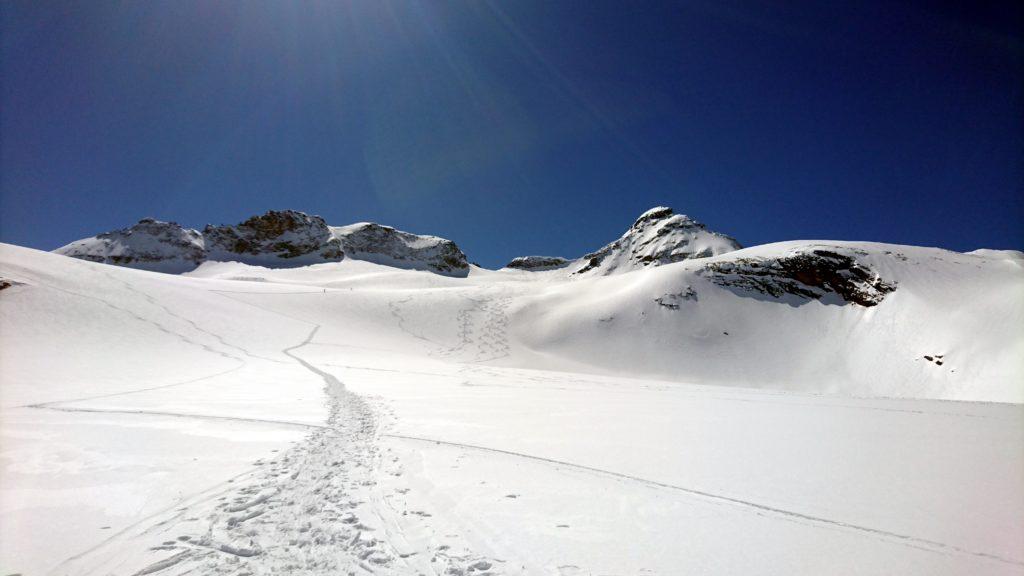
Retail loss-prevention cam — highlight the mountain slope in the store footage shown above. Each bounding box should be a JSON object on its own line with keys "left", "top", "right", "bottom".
{"left": 55, "top": 210, "right": 469, "bottom": 276}
{"left": 1, "top": 242, "right": 1022, "bottom": 576}
{"left": 571, "top": 206, "right": 741, "bottom": 275}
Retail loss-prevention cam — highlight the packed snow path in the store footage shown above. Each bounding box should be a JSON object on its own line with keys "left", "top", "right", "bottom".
{"left": 50, "top": 325, "right": 498, "bottom": 576}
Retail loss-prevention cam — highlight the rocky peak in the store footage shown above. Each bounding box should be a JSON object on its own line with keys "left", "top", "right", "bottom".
{"left": 574, "top": 207, "right": 741, "bottom": 275}
{"left": 53, "top": 218, "right": 205, "bottom": 273}
{"left": 204, "top": 210, "right": 343, "bottom": 263}
{"left": 54, "top": 210, "right": 468, "bottom": 275}
{"left": 332, "top": 222, "right": 469, "bottom": 276}
{"left": 631, "top": 206, "right": 676, "bottom": 229}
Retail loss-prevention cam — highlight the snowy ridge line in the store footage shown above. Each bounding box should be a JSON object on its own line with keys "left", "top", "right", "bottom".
{"left": 29, "top": 405, "right": 327, "bottom": 430}
{"left": 382, "top": 433, "right": 1024, "bottom": 567}
{"left": 18, "top": 364, "right": 246, "bottom": 409}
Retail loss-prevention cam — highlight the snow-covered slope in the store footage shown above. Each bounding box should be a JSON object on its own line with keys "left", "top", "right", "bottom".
{"left": 510, "top": 240, "right": 1023, "bottom": 402}
{"left": 571, "top": 206, "right": 741, "bottom": 275}
{"left": 55, "top": 210, "right": 469, "bottom": 276}
{"left": 4, "top": 209, "right": 1023, "bottom": 575}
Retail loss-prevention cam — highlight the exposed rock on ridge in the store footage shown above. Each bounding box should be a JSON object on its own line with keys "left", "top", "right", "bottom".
{"left": 332, "top": 222, "right": 469, "bottom": 276}
{"left": 54, "top": 218, "right": 206, "bottom": 273}
{"left": 55, "top": 211, "right": 468, "bottom": 275}
{"left": 205, "top": 210, "right": 343, "bottom": 264}
{"left": 574, "top": 207, "right": 741, "bottom": 275}
{"left": 700, "top": 247, "right": 897, "bottom": 307}
{"left": 504, "top": 256, "right": 570, "bottom": 271}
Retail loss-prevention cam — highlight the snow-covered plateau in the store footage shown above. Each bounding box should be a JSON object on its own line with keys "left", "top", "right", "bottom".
{"left": 1, "top": 208, "right": 1022, "bottom": 576}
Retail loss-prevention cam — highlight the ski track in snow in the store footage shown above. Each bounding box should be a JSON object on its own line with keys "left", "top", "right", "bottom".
{"left": 46, "top": 288, "right": 1022, "bottom": 574}
{"left": 20, "top": 364, "right": 247, "bottom": 409}
{"left": 56, "top": 323, "right": 500, "bottom": 576}
{"left": 382, "top": 434, "right": 1023, "bottom": 568}
{"left": 29, "top": 405, "right": 325, "bottom": 430}
{"left": 4, "top": 245, "right": 1019, "bottom": 576}
{"left": 104, "top": 271, "right": 291, "bottom": 365}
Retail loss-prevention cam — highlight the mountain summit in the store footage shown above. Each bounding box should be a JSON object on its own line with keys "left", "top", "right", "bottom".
{"left": 572, "top": 207, "right": 741, "bottom": 275}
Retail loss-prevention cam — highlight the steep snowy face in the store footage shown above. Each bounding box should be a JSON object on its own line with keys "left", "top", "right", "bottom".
{"left": 204, "top": 210, "right": 344, "bottom": 265}
{"left": 701, "top": 246, "right": 898, "bottom": 307}
{"left": 574, "top": 206, "right": 741, "bottom": 275}
{"left": 332, "top": 222, "right": 469, "bottom": 276}
{"left": 53, "top": 218, "right": 206, "bottom": 273}
{"left": 504, "top": 256, "right": 570, "bottom": 271}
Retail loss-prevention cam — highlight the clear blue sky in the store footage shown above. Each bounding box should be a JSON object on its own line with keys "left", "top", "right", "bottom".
{"left": 2, "top": 1, "right": 1021, "bottom": 267}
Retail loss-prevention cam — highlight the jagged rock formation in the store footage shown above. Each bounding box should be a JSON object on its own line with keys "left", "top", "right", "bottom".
{"left": 53, "top": 218, "right": 206, "bottom": 273}
{"left": 574, "top": 207, "right": 740, "bottom": 275}
{"left": 54, "top": 211, "right": 468, "bottom": 276}
{"left": 332, "top": 223, "right": 469, "bottom": 276}
{"left": 204, "top": 210, "right": 343, "bottom": 265}
{"left": 504, "top": 256, "right": 570, "bottom": 271}
{"left": 700, "top": 247, "right": 897, "bottom": 307}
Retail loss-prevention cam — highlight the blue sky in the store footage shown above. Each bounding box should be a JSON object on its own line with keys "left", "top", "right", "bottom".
{"left": 2, "top": 1, "right": 1021, "bottom": 267}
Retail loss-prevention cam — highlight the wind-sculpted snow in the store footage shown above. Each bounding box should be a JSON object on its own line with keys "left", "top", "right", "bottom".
{"left": 54, "top": 218, "right": 206, "bottom": 273}
{"left": 573, "top": 206, "right": 741, "bottom": 275}
{"left": 700, "top": 246, "right": 898, "bottom": 307}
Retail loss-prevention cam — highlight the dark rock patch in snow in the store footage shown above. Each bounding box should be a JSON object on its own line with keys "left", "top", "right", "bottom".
{"left": 654, "top": 287, "right": 698, "bottom": 310}
{"left": 505, "top": 256, "right": 570, "bottom": 271}
{"left": 701, "top": 248, "right": 896, "bottom": 307}
{"left": 0, "top": 278, "right": 26, "bottom": 290}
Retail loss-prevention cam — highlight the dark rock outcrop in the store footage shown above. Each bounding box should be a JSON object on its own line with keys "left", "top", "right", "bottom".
{"left": 204, "top": 210, "right": 343, "bottom": 263}
{"left": 701, "top": 248, "right": 897, "bottom": 307}
{"left": 505, "top": 256, "right": 570, "bottom": 271}
{"left": 54, "top": 210, "right": 468, "bottom": 275}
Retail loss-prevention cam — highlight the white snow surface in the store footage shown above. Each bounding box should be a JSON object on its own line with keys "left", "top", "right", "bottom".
{"left": 1, "top": 239, "right": 1023, "bottom": 576}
